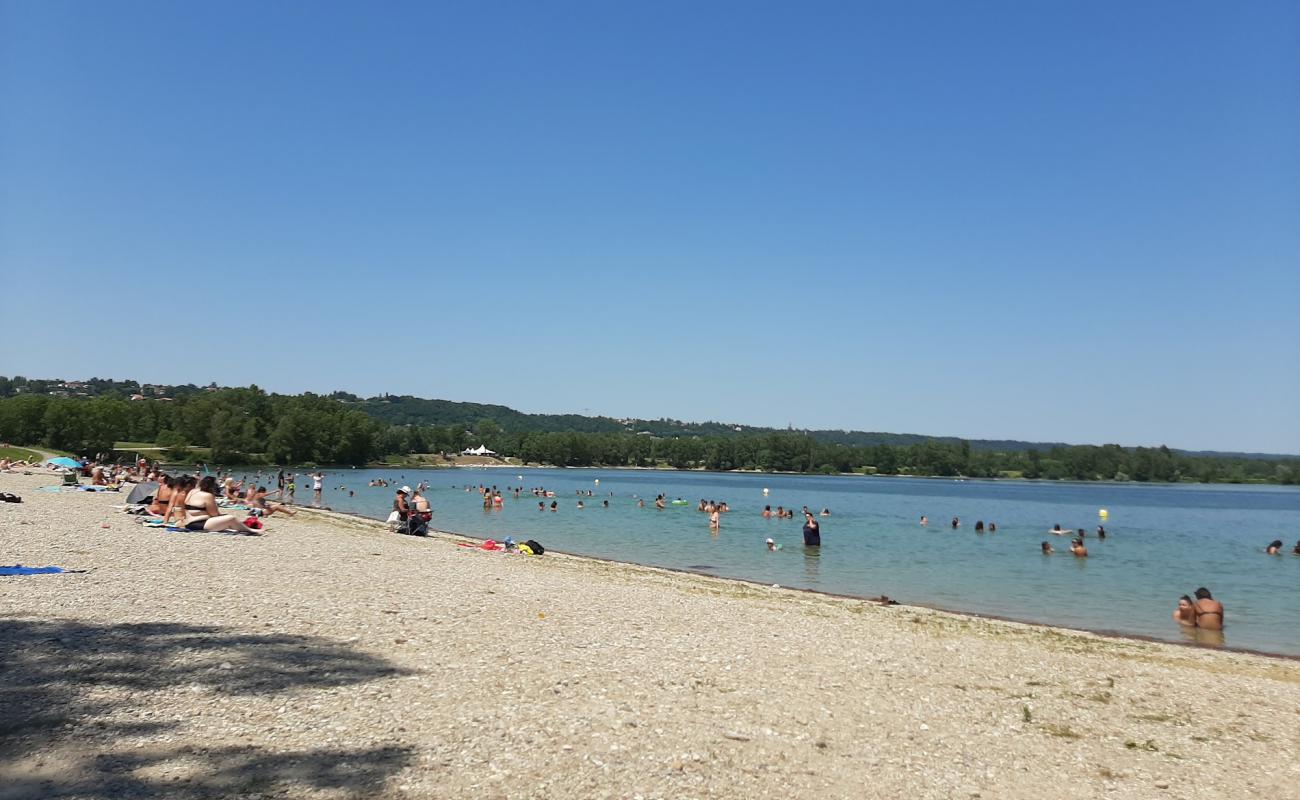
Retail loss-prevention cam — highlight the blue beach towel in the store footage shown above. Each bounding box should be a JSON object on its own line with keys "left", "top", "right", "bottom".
{"left": 0, "top": 565, "right": 66, "bottom": 575}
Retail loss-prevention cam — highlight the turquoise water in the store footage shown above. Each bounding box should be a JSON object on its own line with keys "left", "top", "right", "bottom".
{"left": 269, "top": 467, "right": 1300, "bottom": 656}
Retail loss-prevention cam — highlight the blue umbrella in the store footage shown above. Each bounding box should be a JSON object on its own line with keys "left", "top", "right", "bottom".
{"left": 47, "top": 457, "right": 81, "bottom": 469}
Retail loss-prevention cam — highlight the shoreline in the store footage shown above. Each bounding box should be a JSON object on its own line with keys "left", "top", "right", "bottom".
{"left": 297, "top": 505, "right": 1300, "bottom": 663}
{"left": 2, "top": 469, "right": 1297, "bottom": 799}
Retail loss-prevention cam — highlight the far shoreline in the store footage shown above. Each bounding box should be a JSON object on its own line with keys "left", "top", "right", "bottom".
{"left": 164, "top": 461, "right": 1300, "bottom": 491}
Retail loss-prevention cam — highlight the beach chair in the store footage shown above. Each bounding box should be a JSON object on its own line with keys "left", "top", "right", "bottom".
{"left": 61, "top": 471, "right": 80, "bottom": 487}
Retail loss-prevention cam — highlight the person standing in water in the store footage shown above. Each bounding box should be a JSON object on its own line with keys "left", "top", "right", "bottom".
{"left": 802, "top": 512, "right": 821, "bottom": 547}
{"left": 709, "top": 507, "right": 720, "bottom": 532}
{"left": 1173, "top": 595, "right": 1197, "bottom": 626}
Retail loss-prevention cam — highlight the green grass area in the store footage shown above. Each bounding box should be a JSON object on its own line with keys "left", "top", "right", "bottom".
{"left": 114, "top": 441, "right": 162, "bottom": 450}
{"left": 0, "top": 445, "right": 42, "bottom": 462}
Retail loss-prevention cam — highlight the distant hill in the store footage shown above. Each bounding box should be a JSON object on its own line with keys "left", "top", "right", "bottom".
{"left": 2, "top": 375, "right": 1294, "bottom": 459}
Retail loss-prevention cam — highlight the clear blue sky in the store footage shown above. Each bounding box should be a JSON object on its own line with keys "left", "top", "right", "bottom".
{"left": 2, "top": 1, "right": 1297, "bottom": 453}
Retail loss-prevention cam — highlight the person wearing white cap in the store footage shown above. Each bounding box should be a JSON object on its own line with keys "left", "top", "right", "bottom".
{"left": 393, "top": 486, "right": 412, "bottom": 526}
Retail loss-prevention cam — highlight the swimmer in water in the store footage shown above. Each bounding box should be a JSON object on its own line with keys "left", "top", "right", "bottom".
{"left": 1070, "top": 538, "right": 1088, "bottom": 557}
{"left": 763, "top": 505, "right": 772, "bottom": 519}
{"left": 766, "top": 537, "right": 781, "bottom": 551}
{"left": 1265, "top": 539, "right": 1283, "bottom": 555}
{"left": 538, "top": 501, "right": 545, "bottom": 511}
{"left": 1041, "top": 541, "right": 1054, "bottom": 555}
{"left": 1293, "top": 540, "right": 1300, "bottom": 556}
{"left": 987, "top": 521, "right": 996, "bottom": 533}
{"left": 802, "top": 513, "right": 821, "bottom": 547}
{"left": 1173, "top": 595, "right": 1197, "bottom": 626}
{"left": 820, "top": 508, "right": 830, "bottom": 517}
{"left": 1051, "top": 524, "right": 1065, "bottom": 535}
{"left": 1193, "top": 587, "right": 1223, "bottom": 630}
{"left": 1096, "top": 525, "right": 1106, "bottom": 539}
{"left": 550, "top": 500, "right": 557, "bottom": 512}
{"left": 920, "top": 515, "right": 928, "bottom": 527}
{"left": 637, "top": 498, "right": 645, "bottom": 508}
{"left": 974, "top": 520, "right": 984, "bottom": 533}
{"left": 951, "top": 517, "right": 959, "bottom": 529}
{"left": 576, "top": 500, "right": 584, "bottom": 509}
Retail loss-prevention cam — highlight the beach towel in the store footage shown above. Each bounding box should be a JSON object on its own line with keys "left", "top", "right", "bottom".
{"left": 164, "top": 526, "right": 238, "bottom": 536}
{"left": 1, "top": 565, "right": 66, "bottom": 575}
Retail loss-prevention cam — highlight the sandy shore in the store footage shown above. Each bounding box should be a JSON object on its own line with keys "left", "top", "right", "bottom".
{"left": 1, "top": 471, "right": 1297, "bottom": 800}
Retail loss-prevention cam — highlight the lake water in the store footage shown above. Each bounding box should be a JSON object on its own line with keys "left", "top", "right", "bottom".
{"left": 266, "top": 467, "right": 1300, "bottom": 656}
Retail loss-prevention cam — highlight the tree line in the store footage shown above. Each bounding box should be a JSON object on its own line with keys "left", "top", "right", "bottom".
{"left": 0, "top": 388, "right": 1296, "bottom": 484}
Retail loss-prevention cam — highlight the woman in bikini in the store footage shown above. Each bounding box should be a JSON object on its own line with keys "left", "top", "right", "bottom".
{"left": 183, "top": 476, "right": 263, "bottom": 534}
{"left": 1192, "top": 587, "right": 1224, "bottom": 630}
{"left": 163, "top": 476, "right": 196, "bottom": 525}
{"left": 250, "top": 486, "right": 296, "bottom": 517}
{"left": 148, "top": 476, "right": 176, "bottom": 517}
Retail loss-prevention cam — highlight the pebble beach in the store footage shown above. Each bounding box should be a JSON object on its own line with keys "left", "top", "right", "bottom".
{"left": 1, "top": 470, "right": 1297, "bottom": 800}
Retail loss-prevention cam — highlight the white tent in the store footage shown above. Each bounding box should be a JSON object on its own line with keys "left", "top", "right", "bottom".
{"left": 461, "top": 445, "right": 496, "bottom": 456}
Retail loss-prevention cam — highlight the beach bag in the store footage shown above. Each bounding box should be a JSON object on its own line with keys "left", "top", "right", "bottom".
{"left": 524, "top": 539, "right": 545, "bottom": 555}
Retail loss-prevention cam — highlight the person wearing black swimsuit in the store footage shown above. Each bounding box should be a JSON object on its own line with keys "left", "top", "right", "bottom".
{"left": 802, "top": 513, "right": 821, "bottom": 547}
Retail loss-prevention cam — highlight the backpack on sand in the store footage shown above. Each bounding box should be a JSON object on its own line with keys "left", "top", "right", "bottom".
{"left": 523, "top": 539, "right": 545, "bottom": 555}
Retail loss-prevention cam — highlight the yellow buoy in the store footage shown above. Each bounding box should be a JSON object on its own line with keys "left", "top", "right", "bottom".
{"left": 1099, "top": 508, "right": 1109, "bottom": 520}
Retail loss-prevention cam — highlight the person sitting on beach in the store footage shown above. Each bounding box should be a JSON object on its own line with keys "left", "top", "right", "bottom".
{"left": 250, "top": 486, "right": 296, "bottom": 517}
{"left": 1265, "top": 540, "right": 1283, "bottom": 555}
{"left": 182, "top": 476, "right": 263, "bottom": 534}
{"left": 1069, "top": 538, "right": 1088, "bottom": 557}
{"left": 803, "top": 513, "right": 821, "bottom": 547}
{"left": 163, "top": 476, "right": 196, "bottom": 524}
{"left": 91, "top": 465, "right": 106, "bottom": 486}
{"left": 394, "top": 487, "right": 411, "bottom": 522}
{"left": 1193, "top": 588, "right": 1223, "bottom": 630}
{"left": 1041, "top": 541, "right": 1054, "bottom": 554}
{"left": 149, "top": 476, "right": 177, "bottom": 518}
{"left": 1173, "top": 595, "right": 1197, "bottom": 626}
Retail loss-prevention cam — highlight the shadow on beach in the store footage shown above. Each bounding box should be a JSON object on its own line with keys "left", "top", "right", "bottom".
{"left": 0, "top": 617, "right": 413, "bottom": 799}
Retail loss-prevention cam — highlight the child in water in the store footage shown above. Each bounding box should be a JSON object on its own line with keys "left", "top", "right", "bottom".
{"left": 766, "top": 538, "right": 781, "bottom": 551}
